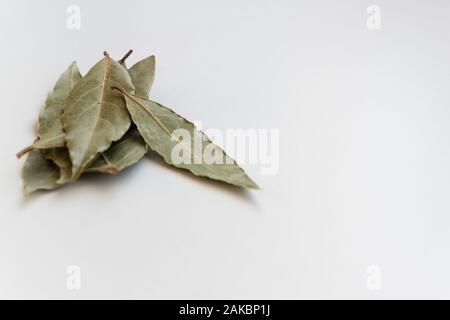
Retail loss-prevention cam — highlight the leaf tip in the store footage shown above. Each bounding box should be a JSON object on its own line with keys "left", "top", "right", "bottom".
{"left": 248, "top": 181, "right": 260, "bottom": 190}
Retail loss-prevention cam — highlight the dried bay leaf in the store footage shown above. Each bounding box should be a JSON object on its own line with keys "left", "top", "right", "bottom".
{"left": 16, "top": 121, "right": 65, "bottom": 158}
{"left": 38, "top": 62, "right": 82, "bottom": 136}
{"left": 114, "top": 88, "right": 258, "bottom": 189}
{"left": 61, "top": 52, "right": 135, "bottom": 180}
{"left": 38, "top": 62, "right": 81, "bottom": 181}
{"left": 128, "top": 55, "right": 155, "bottom": 98}
{"left": 18, "top": 50, "right": 260, "bottom": 194}
{"left": 83, "top": 55, "right": 154, "bottom": 174}
{"left": 86, "top": 126, "right": 147, "bottom": 174}
{"left": 16, "top": 62, "right": 82, "bottom": 158}
{"left": 22, "top": 149, "right": 60, "bottom": 194}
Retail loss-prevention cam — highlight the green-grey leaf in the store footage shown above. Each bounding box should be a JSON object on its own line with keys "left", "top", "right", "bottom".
{"left": 116, "top": 88, "right": 258, "bottom": 189}
{"left": 21, "top": 149, "right": 60, "bottom": 194}
{"left": 86, "top": 126, "right": 147, "bottom": 174}
{"left": 82, "top": 55, "right": 154, "bottom": 174}
{"left": 16, "top": 121, "right": 65, "bottom": 158}
{"left": 17, "top": 63, "right": 81, "bottom": 158}
{"left": 61, "top": 53, "right": 135, "bottom": 180}
{"left": 38, "top": 61, "right": 82, "bottom": 136}
{"left": 128, "top": 55, "right": 155, "bottom": 98}
{"left": 37, "top": 62, "right": 81, "bottom": 181}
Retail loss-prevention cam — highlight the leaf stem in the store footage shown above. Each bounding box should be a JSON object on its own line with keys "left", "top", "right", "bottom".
{"left": 16, "top": 145, "right": 33, "bottom": 159}
{"left": 111, "top": 86, "right": 123, "bottom": 93}
{"left": 118, "top": 49, "right": 133, "bottom": 64}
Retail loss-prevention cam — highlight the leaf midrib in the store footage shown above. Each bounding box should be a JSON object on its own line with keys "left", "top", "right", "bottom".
{"left": 81, "top": 55, "right": 111, "bottom": 167}
{"left": 121, "top": 91, "right": 224, "bottom": 169}
{"left": 121, "top": 91, "right": 193, "bottom": 156}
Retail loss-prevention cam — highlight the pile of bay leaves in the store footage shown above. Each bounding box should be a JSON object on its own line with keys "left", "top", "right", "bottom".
{"left": 17, "top": 50, "right": 258, "bottom": 194}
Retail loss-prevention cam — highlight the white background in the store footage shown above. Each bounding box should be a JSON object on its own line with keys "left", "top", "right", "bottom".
{"left": 1, "top": 0, "right": 450, "bottom": 299}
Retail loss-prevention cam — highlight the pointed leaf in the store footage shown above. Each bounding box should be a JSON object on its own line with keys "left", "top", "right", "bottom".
{"left": 17, "top": 63, "right": 81, "bottom": 158}
{"left": 115, "top": 88, "right": 258, "bottom": 188}
{"left": 37, "top": 62, "right": 81, "bottom": 181}
{"left": 21, "top": 149, "right": 60, "bottom": 194}
{"left": 86, "top": 126, "right": 147, "bottom": 174}
{"left": 128, "top": 55, "right": 155, "bottom": 98}
{"left": 61, "top": 53, "right": 135, "bottom": 180}
{"left": 38, "top": 62, "right": 82, "bottom": 136}
{"left": 16, "top": 121, "right": 65, "bottom": 158}
{"left": 83, "top": 54, "right": 155, "bottom": 173}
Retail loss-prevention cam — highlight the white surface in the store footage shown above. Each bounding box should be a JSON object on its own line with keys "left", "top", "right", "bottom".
{"left": 1, "top": 0, "right": 450, "bottom": 299}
